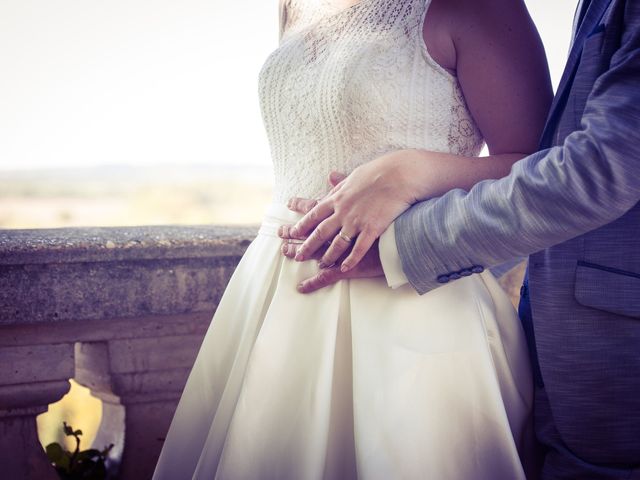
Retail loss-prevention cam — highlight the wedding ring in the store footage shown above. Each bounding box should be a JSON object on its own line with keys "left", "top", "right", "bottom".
{"left": 338, "top": 230, "right": 353, "bottom": 243}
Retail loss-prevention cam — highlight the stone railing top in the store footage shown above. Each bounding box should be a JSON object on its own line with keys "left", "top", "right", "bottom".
{"left": 0, "top": 224, "right": 260, "bottom": 327}
{"left": 0, "top": 225, "right": 258, "bottom": 265}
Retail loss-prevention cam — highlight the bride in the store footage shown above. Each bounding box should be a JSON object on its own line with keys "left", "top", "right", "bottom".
{"left": 153, "top": 0, "right": 552, "bottom": 478}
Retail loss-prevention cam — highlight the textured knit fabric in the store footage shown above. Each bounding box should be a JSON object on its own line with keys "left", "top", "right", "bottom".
{"left": 260, "top": 0, "right": 483, "bottom": 203}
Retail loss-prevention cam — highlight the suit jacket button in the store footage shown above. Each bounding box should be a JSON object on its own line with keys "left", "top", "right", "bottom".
{"left": 471, "top": 265, "right": 484, "bottom": 274}
{"left": 459, "top": 269, "right": 472, "bottom": 277}
{"left": 449, "top": 272, "right": 462, "bottom": 280}
{"left": 437, "top": 275, "right": 450, "bottom": 284}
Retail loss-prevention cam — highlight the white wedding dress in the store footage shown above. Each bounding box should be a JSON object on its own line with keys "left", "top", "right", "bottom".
{"left": 152, "top": 0, "right": 534, "bottom": 478}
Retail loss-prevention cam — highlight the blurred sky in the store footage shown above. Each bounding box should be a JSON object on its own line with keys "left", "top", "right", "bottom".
{"left": 0, "top": 0, "right": 577, "bottom": 171}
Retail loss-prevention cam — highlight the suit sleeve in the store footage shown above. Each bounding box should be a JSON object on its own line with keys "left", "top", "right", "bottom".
{"left": 394, "top": 13, "right": 640, "bottom": 295}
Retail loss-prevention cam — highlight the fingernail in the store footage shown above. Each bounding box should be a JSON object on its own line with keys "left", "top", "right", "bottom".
{"left": 340, "top": 263, "right": 350, "bottom": 273}
{"left": 277, "top": 226, "right": 284, "bottom": 237}
{"left": 290, "top": 227, "right": 298, "bottom": 237}
{"left": 318, "top": 262, "right": 326, "bottom": 269}
{"left": 297, "top": 283, "right": 304, "bottom": 292}
{"left": 281, "top": 244, "right": 287, "bottom": 254}
{"left": 295, "top": 252, "right": 304, "bottom": 261}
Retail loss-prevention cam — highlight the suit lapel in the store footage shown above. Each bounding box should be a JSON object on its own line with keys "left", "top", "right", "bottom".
{"left": 571, "top": 0, "right": 590, "bottom": 43}
{"left": 539, "top": 0, "right": 612, "bottom": 147}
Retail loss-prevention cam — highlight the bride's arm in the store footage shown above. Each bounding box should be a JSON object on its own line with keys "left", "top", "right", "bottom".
{"left": 353, "top": 149, "right": 529, "bottom": 207}
{"left": 281, "top": 0, "right": 552, "bottom": 273}
{"left": 403, "top": 0, "right": 554, "bottom": 200}
{"left": 393, "top": 0, "right": 553, "bottom": 202}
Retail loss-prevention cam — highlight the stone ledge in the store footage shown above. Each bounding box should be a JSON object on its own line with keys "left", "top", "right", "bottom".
{"left": 0, "top": 225, "right": 258, "bottom": 325}
{"left": 0, "top": 224, "right": 258, "bottom": 265}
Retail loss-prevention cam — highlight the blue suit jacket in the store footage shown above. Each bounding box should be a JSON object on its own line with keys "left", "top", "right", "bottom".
{"left": 393, "top": 0, "right": 640, "bottom": 477}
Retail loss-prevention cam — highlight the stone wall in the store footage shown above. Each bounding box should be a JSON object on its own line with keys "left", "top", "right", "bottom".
{"left": 0, "top": 225, "right": 256, "bottom": 480}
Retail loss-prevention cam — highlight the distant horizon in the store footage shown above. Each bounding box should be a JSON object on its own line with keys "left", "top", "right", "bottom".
{"left": 0, "top": 161, "right": 274, "bottom": 173}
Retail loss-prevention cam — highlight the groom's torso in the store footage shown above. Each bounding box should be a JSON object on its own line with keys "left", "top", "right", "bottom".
{"left": 528, "top": 0, "right": 640, "bottom": 470}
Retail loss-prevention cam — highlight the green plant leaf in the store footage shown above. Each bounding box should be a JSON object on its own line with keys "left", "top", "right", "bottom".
{"left": 52, "top": 421, "right": 113, "bottom": 479}
{"left": 76, "top": 449, "right": 102, "bottom": 461}
{"left": 57, "top": 452, "right": 71, "bottom": 472}
{"left": 63, "top": 421, "right": 74, "bottom": 436}
{"left": 45, "top": 442, "right": 64, "bottom": 462}
{"left": 101, "top": 444, "right": 114, "bottom": 457}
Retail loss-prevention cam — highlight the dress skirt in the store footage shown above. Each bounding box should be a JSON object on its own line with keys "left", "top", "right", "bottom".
{"left": 152, "top": 202, "right": 534, "bottom": 480}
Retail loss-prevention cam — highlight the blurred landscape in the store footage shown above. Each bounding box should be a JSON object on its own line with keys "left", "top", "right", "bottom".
{"left": 0, "top": 163, "right": 274, "bottom": 229}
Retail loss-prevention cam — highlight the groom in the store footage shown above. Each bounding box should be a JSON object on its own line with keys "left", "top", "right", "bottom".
{"left": 280, "top": 0, "right": 640, "bottom": 478}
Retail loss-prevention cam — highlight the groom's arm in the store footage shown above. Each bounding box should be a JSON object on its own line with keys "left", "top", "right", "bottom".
{"left": 390, "top": 15, "right": 640, "bottom": 295}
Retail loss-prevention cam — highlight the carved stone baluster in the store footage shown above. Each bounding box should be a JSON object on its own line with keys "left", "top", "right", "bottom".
{"left": 0, "top": 341, "right": 74, "bottom": 480}
{"left": 75, "top": 334, "right": 205, "bottom": 479}
{"left": 74, "top": 341, "right": 126, "bottom": 475}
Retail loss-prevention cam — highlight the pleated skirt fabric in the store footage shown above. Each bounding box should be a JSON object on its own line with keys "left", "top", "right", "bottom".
{"left": 152, "top": 203, "right": 534, "bottom": 480}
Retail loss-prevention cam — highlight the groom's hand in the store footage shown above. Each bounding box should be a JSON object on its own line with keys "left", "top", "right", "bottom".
{"left": 279, "top": 176, "right": 385, "bottom": 293}
{"left": 281, "top": 234, "right": 384, "bottom": 293}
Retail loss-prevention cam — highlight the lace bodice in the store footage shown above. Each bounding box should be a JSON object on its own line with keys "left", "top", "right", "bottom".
{"left": 258, "top": 0, "right": 484, "bottom": 203}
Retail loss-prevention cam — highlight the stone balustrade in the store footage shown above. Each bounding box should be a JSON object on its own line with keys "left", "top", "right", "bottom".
{"left": 0, "top": 225, "right": 256, "bottom": 480}
{"left": 0, "top": 224, "right": 524, "bottom": 480}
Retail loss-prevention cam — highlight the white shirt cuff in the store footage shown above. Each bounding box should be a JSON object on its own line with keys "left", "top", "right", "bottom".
{"left": 378, "top": 221, "right": 410, "bottom": 289}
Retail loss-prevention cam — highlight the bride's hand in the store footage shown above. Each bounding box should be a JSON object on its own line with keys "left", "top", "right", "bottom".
{"left": 278, "top": 149, "right": 419, "bottom": 272}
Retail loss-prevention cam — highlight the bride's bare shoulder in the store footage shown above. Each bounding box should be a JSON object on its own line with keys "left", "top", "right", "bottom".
{"left": 430, "top": 0, "right": 553, "bottom": 155}
{"left": 438, "top": 0, "right": 536, "bottom": 43}
{"left": 425, "top": 0, "right": 546, "bottom": 78}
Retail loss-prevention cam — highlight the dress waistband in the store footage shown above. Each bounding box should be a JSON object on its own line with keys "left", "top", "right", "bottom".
{"left": 257, "top": 203, "right": 305, "bottom": 238}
